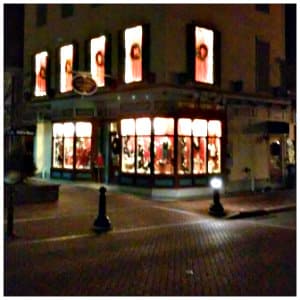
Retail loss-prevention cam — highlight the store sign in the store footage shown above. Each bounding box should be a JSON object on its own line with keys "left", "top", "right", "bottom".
{"left": 72, "top": 74, "right": 97, "bottom": 96}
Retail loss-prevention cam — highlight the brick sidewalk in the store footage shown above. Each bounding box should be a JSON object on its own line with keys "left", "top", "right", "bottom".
{"left": 4, "top": 183, "right": 296, "bottom": 242}
{"left": 4, "top": 184, "right": 296, "bottom": 296}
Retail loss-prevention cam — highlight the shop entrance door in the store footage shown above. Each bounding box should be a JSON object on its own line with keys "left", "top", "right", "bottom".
{"left": 109, "top": 132, "right": 121, "bottom": 183}
{"left": 269, "top": 137, "right": 283, "bottom": 183}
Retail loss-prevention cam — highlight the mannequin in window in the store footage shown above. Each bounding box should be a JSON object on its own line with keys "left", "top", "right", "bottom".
{"left": 137, "top": 144, "right": 145, "bottom": 169}
{"left": 179, "top": 137, "right": 188, "bottom": 173}
{"left": 208, "top": 137, "right": 219, "bottom": 173}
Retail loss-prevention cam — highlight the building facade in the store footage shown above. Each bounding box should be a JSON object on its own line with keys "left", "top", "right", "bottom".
{"left": 23, "top": 4, "right": 295, "bottom": 196}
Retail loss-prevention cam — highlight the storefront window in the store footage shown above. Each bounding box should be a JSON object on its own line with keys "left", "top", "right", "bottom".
{"left": 195, "top": 26, "right": 214, "bottom": 84}
{"left": 207, "top": 120, "right": 221, "bottom": 173}
{"left": 178, "top": 119, "right": 192, "bottom": 174}
{"left": 53, "top": 123, "right": 64, "bottom": 168}
{"left": 121, "top": 119, "right": 136, "bottom": 173}
{"left": 136, "top": 118, "right": 151, "bottom": 174}
{"left": 34, "top": 51, "right": 48, "bottom": 97}
{"left": 91, "top": 35, "right": 106, "bottom": 87}
{"left": 118, "top": 117, "right": 221, "bottom": 177}
{"left": 192, "top": 119, "right": 207, "bottom": 174}
{"left": 63, "top": 122, "right": 75, "bottom": 169}
{"left": 122, "top": 136, "right": 135, "bottom": 173}
{"left": 154, "top": 118, "right": 174, "bottom": 174}
{"left": 75, "top": 122, "right": 92, "bottom": 169}
{"left": 124, "top": 25, "right": 143, "bottom": 83}
{"left": 60, "top": 44, "right": 74, "bottom": 93}
{"left": 52, "top": 122, "right": 92, "bottom": 170}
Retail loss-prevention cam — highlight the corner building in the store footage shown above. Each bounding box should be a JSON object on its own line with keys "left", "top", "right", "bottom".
{"left": 24, "top": 4, "right": 295, "bottom": 197}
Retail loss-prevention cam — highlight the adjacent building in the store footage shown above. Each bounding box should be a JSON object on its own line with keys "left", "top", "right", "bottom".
{"left": 22, "top": 4, "right": 295, "bottom": 197}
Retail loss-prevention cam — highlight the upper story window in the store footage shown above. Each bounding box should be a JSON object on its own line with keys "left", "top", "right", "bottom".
{"left": 255, "top": 4, "right": 270, "bottom": 14}
{"left": 124, "top": 25, "right": 143, "bottom": 83}
{"left": 90, "top": 35, "right": 106, "bottom": 87}
{"left": 256, "top": 38, "right": 270, "bottom": 92}
{"left": 60, "top": 44, "right": 74, "bottom": 93}
{"left": 187, "top": 24, "right": 218, "bottom": 86}
{"left": 61, "top": 4, "right": 74, "bottom": 18}
{"left": 34, "top": 51, "right": 48, "bottom": 97}
{"left": 36, "top": 4, "right": 47, "bottom": 27}
{"left": 194, "top": 26, "right": 214, "bottom": 84}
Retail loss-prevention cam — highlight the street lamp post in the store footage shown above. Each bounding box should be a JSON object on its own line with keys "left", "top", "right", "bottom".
{"left": 209, "top": 177, "right": 225, "bottom": 217}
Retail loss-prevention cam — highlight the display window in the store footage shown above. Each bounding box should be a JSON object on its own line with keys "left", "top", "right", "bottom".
{"left": 195, "top": 26, "right": 214, "bottom": 84}
{"left": 91, "top": 35, "right": 106, "bottom": 87}
{"left": 208, "top": 120, "right": 222, "bottom": 137}
{"left": 121, "top": 119, "right": 136, "bottom": 173}
{"left": 53, "top": 123, "right": 64, "bottom": 168}
{"left": 60, "top": 44, "right": 74, "bottom": 93}
{"left": 124, "top": 25, "right": 143, "bottom": 83}
{"left": 207, "top": 137, "right": 221, "bottom": 173}
{"left": 75, "top": 122, "right": 92, "bottom": 170}
{"left": 34, "top": 51, "right": 48, "bottom": 97}
{"left": 52, "top": 122, "right": 92, "bottom": 170}
{"left": 207, "top": 120, "right": 221, "bottom": 173}
{"left": 122, "top": 136, "right": 136, "bottom": 173}
{"left": 154, "top": 118, "right": 174, "bottom": 174}
{"left": 119, "top": 117, "right": 221, "bottom": 177}
{"left": 193, "top": 137, "right": 207, "bottom": 174}
{"left": 136, "top": 118, "right": 151, "bottom": 174}
{"left": 192, "top": 119, "right": 207, "bottom": 174}
{"left": 137, "top": 137, "right": 151, "bottom": 174}
{"left": 178, "top": 119, "right": 192, "bottom": 174}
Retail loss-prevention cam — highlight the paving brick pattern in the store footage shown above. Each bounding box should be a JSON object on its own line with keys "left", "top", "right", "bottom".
{"left": 4, "top": 185, "right": 296, "bottom": 296}
{"left": 5, "top": 218, "right": 296, "bottom": 296}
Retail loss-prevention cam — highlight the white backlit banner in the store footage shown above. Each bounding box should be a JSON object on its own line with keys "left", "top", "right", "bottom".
{"left": 125, "top": 25, "right": 143, "bottom": 83}
{"left": 60, "top": 44, "right": 74, "bottom": 93}
{"left": 34, "top": 51, "right": 48, "bottom": 97}
{"left": 91, "top": 36, "right": 106, "bottom": 87}
{"left": 195, "top": 27, "right": 214, "bottom": 84}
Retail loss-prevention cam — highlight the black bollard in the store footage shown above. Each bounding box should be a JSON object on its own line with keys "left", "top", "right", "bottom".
{"left": 93, "top": 186, "right": 112, "bottom": 232}
{"left": 209, "top": 189, "right": 225, "bottom": 217}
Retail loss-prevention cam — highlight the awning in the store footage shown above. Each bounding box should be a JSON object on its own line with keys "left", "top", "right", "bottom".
{"left": 264, "top": 121, "right": 289, "bottom": 134}
{"left": 245, "top": 121, "right": 289, "bottom": 134}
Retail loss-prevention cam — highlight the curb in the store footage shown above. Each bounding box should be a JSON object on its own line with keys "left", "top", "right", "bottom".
{"left": 225, "top": 204, "right": 296, "bottom": 220}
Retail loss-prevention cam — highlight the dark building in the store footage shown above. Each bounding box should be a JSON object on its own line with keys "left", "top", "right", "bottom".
{"left": 18, "top": 4, "right": 296, "bottom": 197}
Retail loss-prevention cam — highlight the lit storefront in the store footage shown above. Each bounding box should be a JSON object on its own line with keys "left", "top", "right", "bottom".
{"left": 33, "top": 23, "right": 226, "bottom": 189}
{"left": 118, "top": 116, "right": 223, "bottom": 188}
{"left": 51, "top": 121, "right": 93, "bottom": 179}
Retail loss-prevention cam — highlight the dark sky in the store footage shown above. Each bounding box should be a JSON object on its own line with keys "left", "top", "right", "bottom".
{"left": 4, "top": 4, "right": 24, "bottom": 69}
{"left": 285, "top": 4, "right": 296, "bottom": 64}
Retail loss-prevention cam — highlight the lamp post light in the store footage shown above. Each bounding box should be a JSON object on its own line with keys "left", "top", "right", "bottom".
{"left": 209, "top": 177, "right": 225, "bottom": 217}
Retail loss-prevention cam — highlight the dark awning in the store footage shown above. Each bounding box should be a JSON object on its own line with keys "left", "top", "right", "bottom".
{"left": 245, "top": 121, "right": 289, "bottom": 134}
{"left": 264, "top": 121, "right": 289, "bottom": 134}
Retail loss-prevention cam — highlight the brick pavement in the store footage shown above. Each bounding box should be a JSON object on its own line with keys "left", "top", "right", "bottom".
{"left": 5, "top": 216, "right": 296, "bottom": 296}
{"left": 4, "top": 182, "right": 296, "bottom": 241}
{"left": 4, "top": 183, "right": 296, "bottom": 296}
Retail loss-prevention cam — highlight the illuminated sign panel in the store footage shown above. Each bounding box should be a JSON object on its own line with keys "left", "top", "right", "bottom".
{"left": 195, "top": 27, "right": 214, "bottom": 84}
{"left": 34, "top": 51, "right": 48, "bottom": 97}
{"left": 125, "top": 25, "right": 143, "bottom": 83}
{"left": 60, "top": 44, "right": 74, "bottom": 93}
{"left": 91, "top": 36, "right": 106, "bottom": 87}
